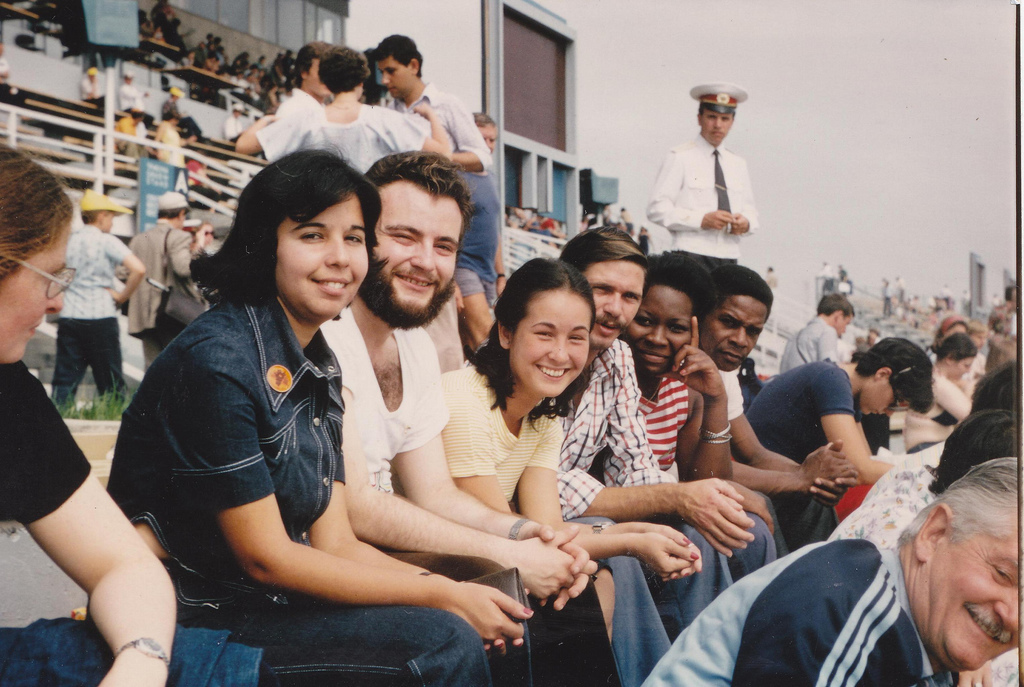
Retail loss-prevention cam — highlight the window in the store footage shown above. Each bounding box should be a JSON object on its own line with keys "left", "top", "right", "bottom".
{"left": 552, "top": 164, "right": 570, "bottom": 223}
{"left": 505, "top": 147, "right": 523, "bottom": 208}
{"left": 503, "top": 12, "right": 566, "bottom": 151}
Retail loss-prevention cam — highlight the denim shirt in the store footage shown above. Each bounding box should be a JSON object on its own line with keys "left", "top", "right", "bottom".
{"left": 109, "top": 298, "right": 345, "bottom": 608}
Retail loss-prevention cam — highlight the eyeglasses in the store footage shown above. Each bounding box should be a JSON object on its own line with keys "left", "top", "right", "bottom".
{"left": 1, "top": 256, "right": 76, "bottom": 298}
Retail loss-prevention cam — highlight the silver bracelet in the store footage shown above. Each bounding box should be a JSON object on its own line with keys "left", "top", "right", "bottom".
{"left": 508, "top": 517, "right": 530, "bottom": 540}
{"left": 700, "top": 435, "right": 732, "bottom": 445}
{"left": 699, "top": 422, "right": 732, "bottom": 441}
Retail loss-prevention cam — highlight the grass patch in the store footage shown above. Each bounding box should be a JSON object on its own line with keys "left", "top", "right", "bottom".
{"left": 57, "top": 390, "right": 132, "bottom": 421}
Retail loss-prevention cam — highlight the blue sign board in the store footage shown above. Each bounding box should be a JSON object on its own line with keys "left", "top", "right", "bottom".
{"left": 82, "top": 0, "right": 140, "bottom": 48}
{"left": 138, "top": 158, "right": 188, "bottom": 233}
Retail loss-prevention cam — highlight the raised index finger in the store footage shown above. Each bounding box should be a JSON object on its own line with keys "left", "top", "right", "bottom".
{"left": 690, "top": 316, "right": 700, "bottom": 348}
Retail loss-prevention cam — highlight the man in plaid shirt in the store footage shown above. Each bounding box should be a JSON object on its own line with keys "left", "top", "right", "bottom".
{"left": 557, "top": 228, "right": 775, "bottom": 638}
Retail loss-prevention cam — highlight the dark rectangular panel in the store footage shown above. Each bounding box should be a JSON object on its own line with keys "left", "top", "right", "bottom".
{"left": 503, "top": 11, "right": 565, "bottom": 151}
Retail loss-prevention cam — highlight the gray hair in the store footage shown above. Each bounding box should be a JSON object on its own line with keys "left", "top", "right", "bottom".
{"left": 898, "top": 457, "right": 1018, "bottom": 548}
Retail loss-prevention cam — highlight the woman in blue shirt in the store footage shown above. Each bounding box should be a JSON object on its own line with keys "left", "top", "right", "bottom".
{"left": 109, "top": 149, "right": 529, "bottom": 686}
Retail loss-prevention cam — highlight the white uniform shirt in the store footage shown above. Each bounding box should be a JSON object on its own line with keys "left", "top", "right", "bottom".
{"left": 388, "top": 82, "right": 492, "bottom": 172}
{"left": 647, "top": 134, "right": 759, "bottom": 260}
{"left": 321, "top": 309, "right": 449, "bottom": 493}
{"left": 119, "top": 82, "right": 144, "bottom": 111}
{"left": 222, "top": 114, "right": 247, "bottom": 140}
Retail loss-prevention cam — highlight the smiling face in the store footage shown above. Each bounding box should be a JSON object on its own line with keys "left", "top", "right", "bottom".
{"left": 377, "top": 55, "right": 421, "bottom": 105}
{"left": 908, "top": 507, "right": 1018, "bottom": 673}
{"left": 500, "top": 289, "right": 591, "bottom": 403}
{"left": 359, "top": 181, "right": 461, "bottom": 329}
{"left": 699, "top": 295, "right": 767, "bottom": 371}
{"left": 697, "top": 109, "right": 735, "bottom": 148}
{"left": 625, "top": 285, "right": 694, "bottom": 380}
{"left": 274, "top": 196, "right": 368, "bottom": 345}
{"left": 0, "top": 237, "right": 69, "bottom": 363}
{"left": 582, "top": 259, "right": 645, "bottom": 353}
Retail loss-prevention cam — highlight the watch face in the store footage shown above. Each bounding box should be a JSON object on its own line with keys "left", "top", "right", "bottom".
{"left": 138, "top": 638, "right": 162, "bottom": 653}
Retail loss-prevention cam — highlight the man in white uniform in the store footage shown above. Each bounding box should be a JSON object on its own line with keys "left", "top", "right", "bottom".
{"left": 647, "top": 83, "right": 759, "bottom": 270}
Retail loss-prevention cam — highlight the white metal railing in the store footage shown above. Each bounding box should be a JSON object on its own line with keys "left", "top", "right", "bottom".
{"left": 502, "top": 225, "right": 566, "bottom": 271}
{"left": 0, "top": 101, "right": 254, "bottom": 210}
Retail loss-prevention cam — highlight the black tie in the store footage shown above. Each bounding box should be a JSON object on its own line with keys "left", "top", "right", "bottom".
{"left": 713, "top": 150, "right": 731, "bottom": 213}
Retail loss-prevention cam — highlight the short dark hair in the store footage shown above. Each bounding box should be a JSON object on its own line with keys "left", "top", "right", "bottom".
{"left": 366, "top": 152, "right": 473, "bottom": 238}
{"left": 971, "top": 360, "right": 1018, "bottom": 413}
{"left": 709, "top": 264, "right": 773, "bottom": 318}
{"left": 80, "top": 209, "right": 105, "bottom": 225}
{"left": 644, "top": 252, "right": 717, "bottom": 322}
{"left": 318, "top": 46, "right": 370, "bottom": 95}
{"left": 473, "top": 258, "right": 594, "bottom": 423}
{"left": 817, "top": 293, "right": 854, "bottom": 318}
{"left": 157, "top": 206, "right": 186, "bottom": 220}
{"left": 854, "top": 338, "right": 933, "bottom": 413}
{"left": 559, "top": 226, "right": 647, "bottom": 276}
{"left": 934, "top": 332, "right": 977, "bottom": 362}
{"left": 374, "top": 34, "right": 423, "bottom": 77}
{"left": 930, "top": 409, "right": 1018, "bottom": 495}
{"left": 193, "top": 150, "right": 380, "bottom": 305}
{"left": 292, "top": 41, "right": 331, "bottom": 89}
{"left": 1005, "top": 284, "right": 1016, "bottom": 302}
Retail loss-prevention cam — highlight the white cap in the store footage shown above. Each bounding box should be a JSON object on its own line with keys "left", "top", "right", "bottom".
{"left": 690, "top": 82, "right": 748, "bottom": 113}
{"left": 157, "top": 191, "right": 190, "bottom": 212}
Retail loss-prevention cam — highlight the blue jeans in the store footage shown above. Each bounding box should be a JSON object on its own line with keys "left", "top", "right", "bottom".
{"left": 653, "top": 516, "right": 776, "bottom": 640}
{"left": 0, "top": 618, "right": 268, "bottom": 686}
{"left": 52, "top": 317, "right": 126, "bottom": 406}
{"left": 179, "top": 599, "right": 493, "bottom": 687}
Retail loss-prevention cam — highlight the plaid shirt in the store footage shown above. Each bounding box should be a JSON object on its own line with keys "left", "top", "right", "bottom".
{"left": 558, "top": 339, "right": 673, "bottom": 519}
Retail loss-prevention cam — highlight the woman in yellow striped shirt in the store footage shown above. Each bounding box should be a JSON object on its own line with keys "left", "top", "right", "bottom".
{"left": 441, "top": 257, "right": 701, "bottom": 687}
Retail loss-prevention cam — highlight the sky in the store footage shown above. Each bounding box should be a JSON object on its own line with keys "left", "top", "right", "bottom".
{"left": 346, "top": 0, "right": 1019, "bottom": 309}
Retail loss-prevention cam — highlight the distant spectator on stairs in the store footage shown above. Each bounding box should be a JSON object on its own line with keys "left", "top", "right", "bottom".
{"left": 779, "top": 293, "right": 854, "bottom": 374}
{"left": 80, "top": 67, "right": 104, "bottom": 107}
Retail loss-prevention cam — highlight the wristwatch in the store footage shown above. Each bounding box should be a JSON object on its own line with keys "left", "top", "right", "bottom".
{"left": 115, "top": 637, "right": 170, "bottom": 667}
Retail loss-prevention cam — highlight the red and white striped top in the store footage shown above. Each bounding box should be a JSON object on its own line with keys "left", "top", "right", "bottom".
{"left": 638, "top": 377, "right": 691, "bottom": 470}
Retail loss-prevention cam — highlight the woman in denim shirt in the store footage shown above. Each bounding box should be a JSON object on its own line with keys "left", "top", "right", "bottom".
{"left": 109, "top": 150, "right": 531, "bottom": 686}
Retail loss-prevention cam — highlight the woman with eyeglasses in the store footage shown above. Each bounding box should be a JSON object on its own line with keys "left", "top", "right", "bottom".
{"left": 0, "top": 145, "right": 267, "bottom": 685}
{"left": 744, "top": 338, "right": 934, "bottom": 550}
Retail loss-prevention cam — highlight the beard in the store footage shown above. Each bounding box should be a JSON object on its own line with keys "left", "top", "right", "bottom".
{"left": 358, "top": 256, "right": 456, "bottom": 330}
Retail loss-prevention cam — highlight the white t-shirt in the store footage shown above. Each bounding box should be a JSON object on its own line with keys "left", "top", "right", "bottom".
{"left": 321, "top": 309, "right": 449, "bottom": 493}
{"left": 719, "top": 368, "right": 745, "bottom": 421}
{"left": 274, "top": 88, "right": 323, "bottom": 120}
{"left": 257, "top": 104, "right": 428, "bottom": 171}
